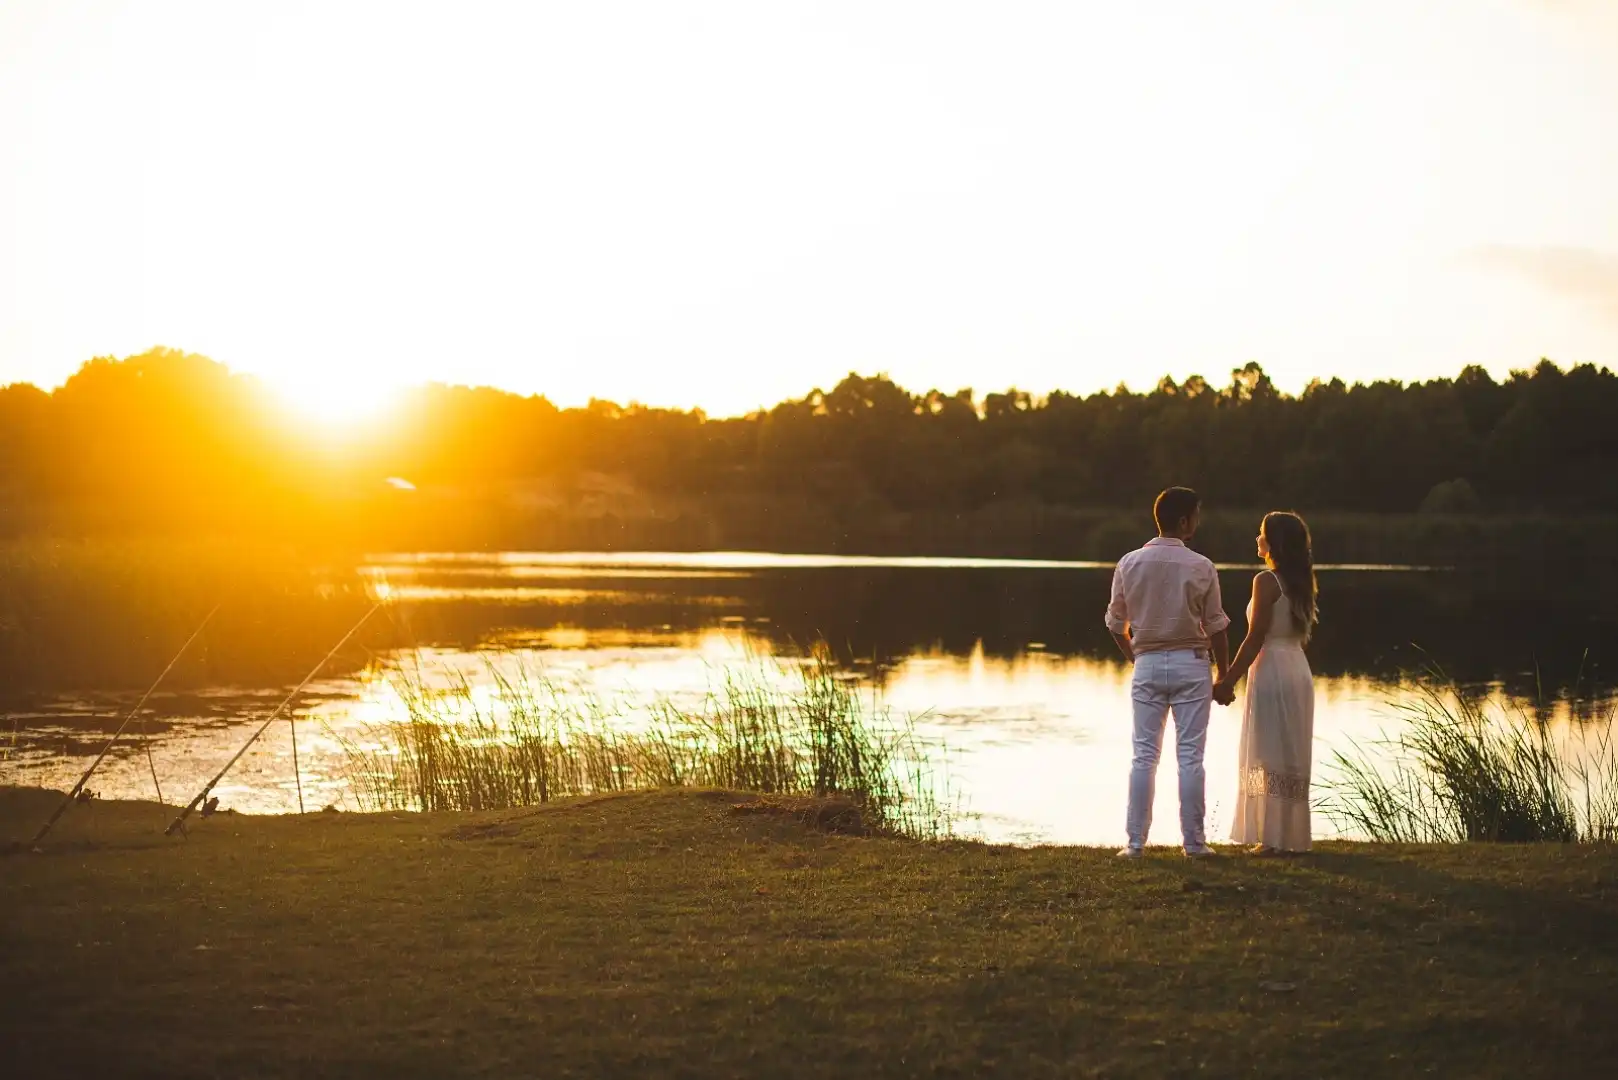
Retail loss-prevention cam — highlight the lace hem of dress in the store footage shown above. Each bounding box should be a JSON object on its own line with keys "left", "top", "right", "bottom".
{"left": 1242, "top": 766, "right": 1311, "bottom": 802}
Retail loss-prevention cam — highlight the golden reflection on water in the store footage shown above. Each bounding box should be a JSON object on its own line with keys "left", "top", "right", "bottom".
{"left": 367, "top": 551, "right": 1113, "bottom": 570}
{"left": 865, "top": 642, "right": 1416, "bottom": 844}
{"left": 365, "top": 550, "right": 1426, "bottom": 573}
{"left": 3, "top": 622, "right": 1605, "bottom": 846}
{"left": 375, "top": 585, "right": 748, "bottom": 605}
{"left": 372, "top": 565, "right": 753, "bottom": 581}
{"left": 381, "top": 585, "right": 623, "bottom": 603}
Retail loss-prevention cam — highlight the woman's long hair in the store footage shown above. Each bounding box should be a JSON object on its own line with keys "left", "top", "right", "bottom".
{"left": 1262, "top": 511, "right": 1318, "bottom": 641}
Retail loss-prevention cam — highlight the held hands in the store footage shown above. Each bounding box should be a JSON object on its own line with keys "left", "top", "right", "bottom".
{"left": 1212, "top": 676, "right": 1237, "bottom": 707}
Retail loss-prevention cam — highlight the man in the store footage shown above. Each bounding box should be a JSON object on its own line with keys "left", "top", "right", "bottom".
{"left": 1105, "top": 487, "right": 1232, "bottom": 858}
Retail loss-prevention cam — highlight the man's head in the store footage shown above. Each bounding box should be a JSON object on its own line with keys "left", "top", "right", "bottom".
{"left": 1153, "top": 487, "right": 1201, "bottom": 539}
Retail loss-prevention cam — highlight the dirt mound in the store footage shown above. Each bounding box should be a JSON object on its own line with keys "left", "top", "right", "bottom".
{"left": 728, "top": 794, "right": 869, "bottom": 835}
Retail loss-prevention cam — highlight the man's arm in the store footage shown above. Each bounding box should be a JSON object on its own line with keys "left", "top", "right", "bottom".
{"left": 1105, "top": 562, "right": 1134, "bottom": 663}
{"left": 1208, "top": 629, "right": 1230, "bottom": 697}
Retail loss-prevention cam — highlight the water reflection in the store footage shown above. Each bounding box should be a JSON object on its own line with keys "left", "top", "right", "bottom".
{"left": 363, "top": 552, "right": 1614, "bottom": 699}
{"left": 2, "top": 627, "right": 1605, "bottom": 846}
{"left": 3, "top": 552, "right": 1613, "bottom": 845}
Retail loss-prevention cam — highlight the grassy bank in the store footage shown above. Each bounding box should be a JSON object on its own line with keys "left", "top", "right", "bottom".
{"left": 4, "top": 787, "right": 1616, "bottom": 1079}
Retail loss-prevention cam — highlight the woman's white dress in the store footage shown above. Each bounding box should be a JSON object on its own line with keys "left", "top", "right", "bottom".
{"left": 1230, "top": 574, "right": 1315, "bottom": 851}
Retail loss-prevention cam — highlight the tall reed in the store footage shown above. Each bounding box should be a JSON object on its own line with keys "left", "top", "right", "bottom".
{"left": 1322, "top": 675, "right": 1618, "bottom": 843}
{"left": 334, "top": 644, "right": 953, "bottom": 839}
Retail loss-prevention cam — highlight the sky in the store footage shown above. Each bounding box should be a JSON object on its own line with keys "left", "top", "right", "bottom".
{"left": 2, "top": 0, "right": 1616, "bottom": 419}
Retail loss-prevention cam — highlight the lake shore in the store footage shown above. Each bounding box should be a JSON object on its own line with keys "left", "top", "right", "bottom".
{"left": 5, "top": 534, "right": 1612, "bottom": 702}
{"left": 3, "top": 786, "right": 1615, "bottom": 1079}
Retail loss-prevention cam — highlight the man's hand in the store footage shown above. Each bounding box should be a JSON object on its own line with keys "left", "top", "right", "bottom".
{"left": 1212, "top": 679, "right": 1236, "bottom": 706}
{"left": 1109, "top": 631, "right": 1136, "bottom": 665}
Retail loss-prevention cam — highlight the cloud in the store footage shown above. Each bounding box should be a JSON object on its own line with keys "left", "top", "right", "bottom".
{"left": 1471, "top": 245, "right": 1618, "bottom": 327}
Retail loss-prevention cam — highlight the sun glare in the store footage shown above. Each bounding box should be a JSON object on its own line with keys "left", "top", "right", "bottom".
{"left": 267, "top": 371, "right": 402, "bottom": 426}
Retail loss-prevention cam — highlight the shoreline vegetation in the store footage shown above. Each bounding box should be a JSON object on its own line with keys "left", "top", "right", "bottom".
{"left": 337, "top": 648, "right": 954, "bottom": 840}
{"left": 342, "top": 656, "right": 1618, "bottom": 849}
{"left": 0, "top": 535, "right": 380, "bottom": 695}
{"left": 4, "top": 785, "right": 1616, "bottom": 1078}
{"left": 1323, "top": 677, "right": 1618, "bottom": 844}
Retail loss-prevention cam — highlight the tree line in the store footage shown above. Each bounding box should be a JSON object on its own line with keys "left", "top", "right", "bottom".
{"left": 2, "top": 348, "right": 1615, "bottom": 548}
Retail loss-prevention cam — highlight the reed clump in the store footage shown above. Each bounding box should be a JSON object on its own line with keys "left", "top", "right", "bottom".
{"left": 336, "top": 645, "right": 952, "bottom": 839}
{"left": 1322, "top": 675, "right": 1618, "bottom": 843}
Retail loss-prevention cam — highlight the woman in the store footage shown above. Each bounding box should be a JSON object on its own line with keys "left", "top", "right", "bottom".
{"left": 1213, "top": 511, "right": 1318, "bottom": 854}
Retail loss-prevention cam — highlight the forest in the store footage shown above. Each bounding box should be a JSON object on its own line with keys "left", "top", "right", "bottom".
{"left": 2, "top": 348, "right": 1615, "bottom": 561}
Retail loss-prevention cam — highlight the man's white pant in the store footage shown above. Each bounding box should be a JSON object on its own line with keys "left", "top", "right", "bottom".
{"left": 1126, "top": 648, "right": 1212, "bottom": 850}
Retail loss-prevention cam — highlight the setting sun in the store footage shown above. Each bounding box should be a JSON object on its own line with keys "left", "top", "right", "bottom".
{"left": 264, "top": 367, "right": 404, "bottom": 425}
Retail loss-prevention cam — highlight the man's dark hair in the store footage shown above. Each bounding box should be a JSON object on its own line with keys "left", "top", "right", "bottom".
{"left": 1153, "top": 487, "right": 1200, "bottom": 534}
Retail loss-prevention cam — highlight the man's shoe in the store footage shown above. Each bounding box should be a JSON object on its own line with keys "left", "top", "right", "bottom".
{"left": 1116, "top": 846, "right": 1144, "bottom": 859}
{"left": 1184, "top": 844, "right": 1220, "bottom": 858}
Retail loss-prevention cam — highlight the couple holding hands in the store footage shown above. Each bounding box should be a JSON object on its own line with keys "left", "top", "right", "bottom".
{"left": 1106, "top": 487, "right": 1318, "bottom": 857}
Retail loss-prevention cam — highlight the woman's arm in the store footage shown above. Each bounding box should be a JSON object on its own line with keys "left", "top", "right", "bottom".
{"left": 1216, "top": 572, "right": 1280, "bottom": 693}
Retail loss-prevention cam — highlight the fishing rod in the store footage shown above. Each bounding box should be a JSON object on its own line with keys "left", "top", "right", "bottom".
{"left": 30, "top": 604, "right": 222, "bottom": 847}
{"left": 290, "top": 698, "right": 306, "bottom": 815}
{"left": 164, "top": 602, "right": 381, "bottom": 837}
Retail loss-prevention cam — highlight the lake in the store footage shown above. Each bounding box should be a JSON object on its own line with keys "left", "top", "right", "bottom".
{"left": 3, "top": 551, "right": 1613, "bottom": 845}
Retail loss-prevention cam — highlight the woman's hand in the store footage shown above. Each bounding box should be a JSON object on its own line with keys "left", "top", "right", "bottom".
{"left": 1212, "top": 678, "right": 1236, "bottom": 706}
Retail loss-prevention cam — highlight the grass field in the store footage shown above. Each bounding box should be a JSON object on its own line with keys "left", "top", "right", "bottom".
{"left": 3, "top": 786, "right": 1615, "bottom": 1079}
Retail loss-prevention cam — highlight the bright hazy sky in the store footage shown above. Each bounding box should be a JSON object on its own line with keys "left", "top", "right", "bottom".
{"left": 3, "top": 1, "right": 1617, "bottom": 419}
